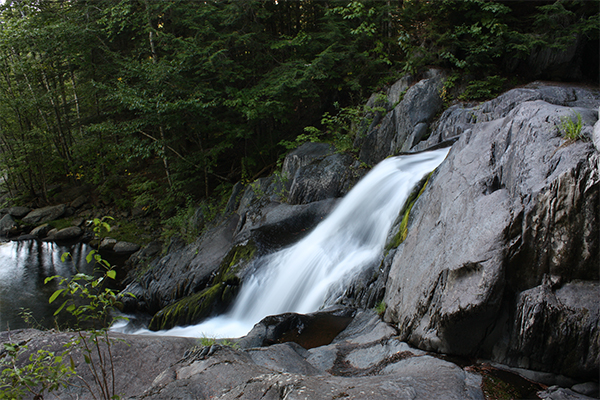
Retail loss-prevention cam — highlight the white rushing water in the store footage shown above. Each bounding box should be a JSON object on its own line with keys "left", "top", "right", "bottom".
{"left": 114, "top": 148, "right": 449, "bottom": 338}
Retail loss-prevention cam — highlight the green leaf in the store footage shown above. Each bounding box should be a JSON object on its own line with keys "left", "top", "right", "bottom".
{"left": 60, "top": 252, "right": 71, "bottom": 262}
{"left": 54, "top": 300, "right": 67, "bottom": 316}
{"left": 106, "top": 270, "right": 117, "bottom": 280}
{"left": 44, "top": 276, "right": 57, "bottom": 284}
{"left": 86, "top": 250, "right": 97, "bottom": 264}
{"left": 49, "top": 289, "right": 65, "bottom": 304}
{"left": 83, "top": 355, "right": 91, "bottom": 364}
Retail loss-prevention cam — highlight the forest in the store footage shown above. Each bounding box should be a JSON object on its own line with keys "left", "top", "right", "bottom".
{"left": 0, "top": 0, "right": 597, "bottom": 231}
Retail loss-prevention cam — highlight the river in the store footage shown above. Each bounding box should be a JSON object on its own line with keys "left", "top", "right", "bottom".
{"left": 0, "top": 240, "right": 112, "bottom": 331}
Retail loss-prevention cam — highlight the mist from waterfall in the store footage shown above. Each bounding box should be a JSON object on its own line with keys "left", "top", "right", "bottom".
{"left": 114, "top": 148, "right": 450, "bottom": 338}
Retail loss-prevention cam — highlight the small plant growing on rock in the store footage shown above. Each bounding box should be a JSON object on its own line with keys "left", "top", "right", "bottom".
{"left": 0, "top": 341, "right": 75, "bottom": 399}
{"left": 560, "top": 111, "right": 583, "bottom": 140}
{"left": 375, "top": 300, "right": 386, "bottom": 317}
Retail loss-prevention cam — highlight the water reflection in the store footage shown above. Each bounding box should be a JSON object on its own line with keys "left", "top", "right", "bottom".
{"left": 0, "top": 240, "right": 94, "bottom": 331}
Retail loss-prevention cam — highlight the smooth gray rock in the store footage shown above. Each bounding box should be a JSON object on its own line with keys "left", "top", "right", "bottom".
{"left": 70, "top": 194, "right": 87, "bottom": 209}
{"left": 8, "top": 206, "right": 31, "bottom": 218}
{"left": 539, "top": 386, "right": 598, "bottom": 400}
{"left": 235, "top": 198, "right": 338, "bottom": 252}
{"left": 46, "top": 226, "right": 83, "bottom": 241}
{"left": 113, "top": 241, "right": 141, "bottom": 254}
{"left": 383, "top": 95, "right": 599, "bottom": 378}
{"left": 281, "top": 142, "right": 333, "bottom": 185}
{"left": 0, "top": 213, "right": 16, "bottom": 236}
{"left": 275, "top": 142, "right": 359, "bottom": 206}
{"left": 247, "top": 342, "right": 322, "bottom": 376}
{"left": 332, "top": 309, "right": 396, "bottom": 345}
{"left": 99, "top": 237, "right": 117, "bottom": 250}
{"left": 572, "top": 382, "right": 599, "bottom": 398}
{"left": 121, "top": 214, "right": 240, "bottom": 314}
{"left": 30, "top": 223, "right": 51, "bottom": 238}
{"left": 418, "top": 83, "right": 600, "bottom": 151}
{"left": 358, "top": 69, "right": 445, "bottom": 165}
{"left": 22, "top": 204, "right": 67, "bottom": 225}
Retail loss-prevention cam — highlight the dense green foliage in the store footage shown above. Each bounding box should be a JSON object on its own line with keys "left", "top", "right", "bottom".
{"left": 0, "top": 0, "right": 596, "bottom": 218}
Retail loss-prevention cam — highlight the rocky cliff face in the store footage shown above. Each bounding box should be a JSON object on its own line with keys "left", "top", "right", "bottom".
{"left": 120, "top": 73, "right": 599, "bottom": 384}
{"left": 380, "top": 83, "right": 599, "bottom": 379}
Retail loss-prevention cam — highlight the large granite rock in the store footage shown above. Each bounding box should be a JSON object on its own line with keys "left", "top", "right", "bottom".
{"left": 357, "top": 69, "right": 446, "bottom": 166}
{"left": 0, "top": 213, "right": 16, "bottom": 236}
{"left": 45, "top": 226, "right": 83, "bottom": 241}
{"left": 417, "top": 82, "right": 600, "bottom": 151}
{"left": 282, "top": 142, "right": 359, "bottom": 205}
{"left": 22, "top": 204, "right": 67, "bottom": 225}
{"left": 383, "top": 88, "right": 599, "bottom": 379}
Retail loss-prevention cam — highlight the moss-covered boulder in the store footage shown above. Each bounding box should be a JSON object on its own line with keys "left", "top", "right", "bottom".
{"left": 148, "top": 241, "right": 256, "bottom": 330}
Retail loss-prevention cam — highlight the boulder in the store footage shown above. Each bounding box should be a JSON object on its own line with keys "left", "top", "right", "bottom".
{"left": 0, "top": 213, "right": 16, "bottom": 236}
{"left": 281, "top": 142, "right": 358, "bottom": 205}
{"left": 99, "top": 237, "right": 117, "bottom": 250}
{"left": 120, "top": 215, "right": 241, "bottom": 314}
{"left": 46, "top": 226, "right": 83, "bottom": 241}
{"left": 418, "top": 82, "right": 600, "bottom": 151}
{"left": 509, "top": 281, "right": 599, "bottom": 378}
{"left": 22, "top": 204, "right": 67, "bottom": 225}
{"left": 30, "top": 223, "right": 51, "bottom": 238}
{"left": 281, "top": 142, "right": 333, "bottom": 184}
{"left": 286, "top": 151, "right": 355, "bottom": 205}
{"left": 113, "top": 241, "right": 140, "bottom": 254}
{"left": 235, "top": 198, "right": 338, "bottom": 252}
{"left": 237, "top": 306, "right": 355, "bottom": 349}
{"left": 383, "top": 91, "right": 599, "bottom": 378}
{"left": 70, "top": 194, "right": 87, "bottom": 209}
{"left": 357, "top": 69, "right": 446, "bottom": 165}
{"left": 8, "top": 206, "right": 31, "bottom": 218}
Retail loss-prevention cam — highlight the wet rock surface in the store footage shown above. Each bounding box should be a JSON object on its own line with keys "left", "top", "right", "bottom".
{"left": 382, "top": 86, "right": 599, "bottom": 378}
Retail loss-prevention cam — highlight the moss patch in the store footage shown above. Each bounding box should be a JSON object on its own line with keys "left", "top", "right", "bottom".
{"left": 148, "top": 240, "right": 257, "bottom": 331}
{"left": 48, "top": 218, "right": 75, "bottom": 231}
{"left": 386, "top": 172, "right": 432, "bottom": 251}
{"left": 149, "top": 284, "right": 224, "bottom": 330}
{"left": 216, "top": 240, "right": 257, "bottom": 282}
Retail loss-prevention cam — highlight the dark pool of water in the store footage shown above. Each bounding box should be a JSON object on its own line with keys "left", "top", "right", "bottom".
{"left": 0, "top": 240, "right": 98, "bottom": 331}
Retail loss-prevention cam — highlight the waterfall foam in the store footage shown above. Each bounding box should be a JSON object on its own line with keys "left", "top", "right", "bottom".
{"left": 113, "top": 148, "right": 450, "bottom": 338}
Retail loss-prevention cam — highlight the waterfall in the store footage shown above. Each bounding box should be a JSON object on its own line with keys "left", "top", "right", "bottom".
{"left": 115, "top": 148, "right": 449, "bottom": 338}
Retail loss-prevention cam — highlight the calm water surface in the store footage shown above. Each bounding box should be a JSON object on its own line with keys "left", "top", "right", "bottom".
{"left": 0, "top": 240, "right": 94, "bottom": 331}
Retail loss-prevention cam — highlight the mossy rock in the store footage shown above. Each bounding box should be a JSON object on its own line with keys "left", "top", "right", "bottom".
{"left": 385, "top": 172, "right": 432, "bottom": 252}
{"left": 149, "top": 284, "right": 228, "bottom": 330}
{"left": 148, "top": 240, "right": 257, "bottom": 331}
{"left": 216, "top": 240, "right": 257, "bottom": 282}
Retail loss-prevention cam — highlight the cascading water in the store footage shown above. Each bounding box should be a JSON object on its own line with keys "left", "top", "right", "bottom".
{"left": 115, "top": 148, "right": 450, "bottom": 338}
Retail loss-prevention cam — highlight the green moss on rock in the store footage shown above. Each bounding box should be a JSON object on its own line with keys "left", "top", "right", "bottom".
{"left": 386, "top": 172, "right": 432, "bottom": 251}
{"left": 149, "top": 240, "right": 257, "bottom": 331}
{"left": 149, "top": 284, "right": 224, "bottom": 330}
